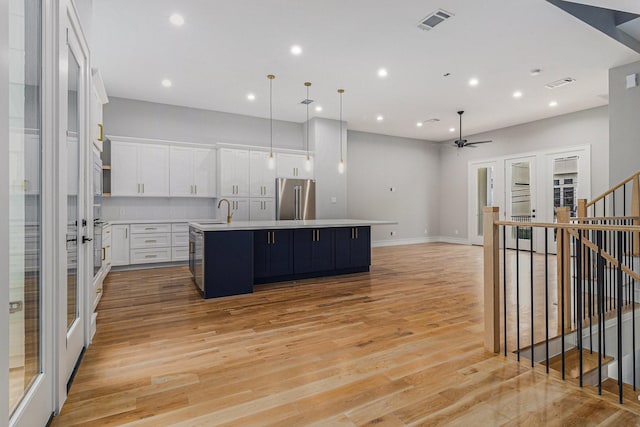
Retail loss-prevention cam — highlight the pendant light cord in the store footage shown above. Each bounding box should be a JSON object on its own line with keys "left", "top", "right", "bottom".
{"left": 338, "top": 89, "right": 344, "bottom": 162}
{"left": 268, "top": 74, "right": 275, "bottom": 157}
{"left": 305, "top": 83, "right": 311, "bottom": 160}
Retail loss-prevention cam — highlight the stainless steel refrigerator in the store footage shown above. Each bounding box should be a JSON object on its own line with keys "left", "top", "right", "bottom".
{"left": 276, "top": 178, "right": 316, "bottom": 220}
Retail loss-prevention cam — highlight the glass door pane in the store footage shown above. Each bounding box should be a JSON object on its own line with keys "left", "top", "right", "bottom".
{"left": 66, "top": 48, "right": 80, "bottom": 330}
{"left": 8, "top": 0, "right": 42, "bottom": 415}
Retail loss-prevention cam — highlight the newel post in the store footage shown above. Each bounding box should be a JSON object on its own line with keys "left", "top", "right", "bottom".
{"left": 577, "top": 199, "right": 587, "bottom": 219}
{"left": 483, "top": 206, "right": 500, "bottom": 353}
{"left": 556, "top": 206, "right": 571, "bottom": 333}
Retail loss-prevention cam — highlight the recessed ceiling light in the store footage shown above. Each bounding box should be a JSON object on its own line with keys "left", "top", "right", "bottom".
{"left": 376, "top": 115, "right": 384, "bottom": 122}
{"left": 315, "top": 105, "right": 323, "bottom": 112}
{"left": 513, "top": 91, "right": 523, "bottom": 99}
{"left": 290, "top": 45, "right": 302, "bottom": 55}
{"left": 416, "top": 122, "right": 423, "bottom": 127}
{"left": 377, "top": 68, "right": 388, "bottom": 78}
{"left": 169, "top": 14, "right": 184, "bottom": 26}
{"left": 449, "top": 127, "right": 456, "bottom": 132}
{"left": 469, "top": 78, "right": 479, "bottom": 87}
{"left": 549, "top": 100, "right": 558, "bottom": 107}
{"left": 161, "top": 79, "right": 172, "bottom": 88}
{"left": 247, "top": 93, "right": 256, "bottom": 101}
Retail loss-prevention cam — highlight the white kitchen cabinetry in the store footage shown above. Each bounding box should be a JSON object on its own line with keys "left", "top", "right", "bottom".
{"left": 111, "top": 224, "right": 130, "bottom": 266}
{"left": 250, "top": 198, "right": 275, "bottom": 221}
{"left": 218, "top": 148, "right": 250, "bottom": 197}
{"left": 91, "top": 69, "right": 108, "bottom": 152}
{"left": 110, "top": 141, "right": 170, "bottom": 197}
{"left": 170, "top": 146, "right": 216, "bottom": 197}
{"left": 276, "top": 153, "right": 314, "bottom": 179}
{"left": 217, "top": 198, "right": 249, "bottom": 221}
{"left": 250, "top": 150, "right": 276, "bottom": 197}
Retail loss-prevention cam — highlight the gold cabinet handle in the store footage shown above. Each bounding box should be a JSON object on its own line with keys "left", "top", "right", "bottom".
{"left": 102, "top": 247, "right": 106, "bottom": 261}
{"left": 98, "top": 123, "right": 104, "bottom": 141}
{"left": 96, "top": 288, "right": 103, "bottom": 294}
{"left": 272, "top": 231, "right": 276, "bottom": 244}
{"left": 356, "top": 228, "right": 358, "bottom": 239}
{"left": 317, "top": 229, "right": 320, "bottom": 241}
{"left": 267, "top": 231, "right": 271, "bottom": 244}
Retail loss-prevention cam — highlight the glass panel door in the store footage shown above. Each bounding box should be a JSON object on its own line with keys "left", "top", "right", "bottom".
{"left": 505, "top": 156, "right": 537, "bottom": 250}
{"left": 7, "top": 1, "right": 52, "bottom": 425}
{"left": 468, "top": 162, "right": 496, "bottom": 245}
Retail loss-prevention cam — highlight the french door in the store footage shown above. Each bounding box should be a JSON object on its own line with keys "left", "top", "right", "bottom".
{"left": 505, "top": 156, "right": 537, "bottom": 251}
{"left": 468, "top": 161, "right": 497, "bottom": 246}
{"left": 58, "top": 0, "right": 90, "bottom": 408}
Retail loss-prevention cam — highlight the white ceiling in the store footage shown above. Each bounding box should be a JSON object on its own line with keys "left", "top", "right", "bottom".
{"left": 91, "top": 0, "right": 640, "bottom": 142}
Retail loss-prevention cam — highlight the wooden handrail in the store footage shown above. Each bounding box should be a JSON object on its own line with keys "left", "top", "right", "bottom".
{"left": 571, "top": 216, "right": 640, "bottom": 222}
{"left": 495, "top": 220, "right": 640, "bottom": 232}
{"left": 586, "top": 170, "right": 640, "bottom": 208}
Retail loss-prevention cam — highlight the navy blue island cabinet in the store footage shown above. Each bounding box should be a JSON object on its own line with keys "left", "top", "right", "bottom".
{"left": 254, "top": 230, "right": 294, "bottom": 280}
{"left": 293, "top": 228, "right": 335, "bottom": 274}
{"left": 190, "top": 224, "right": 373, "bottom": 298}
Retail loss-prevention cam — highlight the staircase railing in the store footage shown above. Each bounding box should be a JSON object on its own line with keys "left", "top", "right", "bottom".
{"left": 484, "top": 206, "right": 640, "bottom": 405}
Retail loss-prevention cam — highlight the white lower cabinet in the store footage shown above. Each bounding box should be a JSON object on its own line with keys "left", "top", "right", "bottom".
{"left": 111, "top": 225, "right": 130, "bottom": 266}
{"left": 110, "top": 222, "right": 191, "bottom": 267}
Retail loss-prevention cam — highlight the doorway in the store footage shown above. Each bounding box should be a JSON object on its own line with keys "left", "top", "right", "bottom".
{"left": 468, "top": 161, "right": 497, "bottom": 245}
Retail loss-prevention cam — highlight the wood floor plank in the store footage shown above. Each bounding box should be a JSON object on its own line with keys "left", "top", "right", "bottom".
{"left": 51, "top": 243, "right": 640, "bottom": 426}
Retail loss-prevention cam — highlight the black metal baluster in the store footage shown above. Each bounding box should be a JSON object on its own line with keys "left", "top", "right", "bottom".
{"left": 561, "top": 225, "right": 566, "bottom": 380}
{"left": 624, "top": 183, "right": 627, "bottom": 217}
{"left": 588, "top": 234, "right": 593, "bottom": 354}
{"left": 530, "top": 226, "right": 534, "bottom": 367}
{"left": 545, "top": 227, "right": 549, "bottom": 373}
{"left": 597, "top": 230, "right": 604, "bottom": 395}
{"left": 613, "top": 192, "right": 616, "bottom": 217}
{"left": 503, "top": 225, "right": 507, "bottom": 357}
{"left": 516, "top": 226, "right": 520, "bottom": 361}
{"left": 577, "top": 230, "right": 583, "bottom": 387}
{"left": 617, "top": 230, "right": 623, "bottom": 404}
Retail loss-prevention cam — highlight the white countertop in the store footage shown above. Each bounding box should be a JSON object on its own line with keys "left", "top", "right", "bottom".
{"left": 106, "top": 218, "right": 222, "bottom": 225}
{"left": 189, "top": 219, "right": 397, "bottom": 231}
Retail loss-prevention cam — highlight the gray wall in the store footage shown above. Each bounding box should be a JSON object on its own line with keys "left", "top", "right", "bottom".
{"left": 104, "top": 97, "right": 303, "bottom": 148}
{"left": 347, "top": 131, "right": 440, "bottom": 244}
{"left": 438, "top": 106, "right": 609, "bottom": 240}
{"left": 310, "top": 118, "right": 347, "bottom": 219}
{"left": 609, "top": 60, "right": 640, "bottom": 184}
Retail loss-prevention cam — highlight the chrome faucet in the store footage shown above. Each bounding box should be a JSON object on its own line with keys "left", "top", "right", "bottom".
{"left": 217, "top": 198, "right": 233, "bottom": 223}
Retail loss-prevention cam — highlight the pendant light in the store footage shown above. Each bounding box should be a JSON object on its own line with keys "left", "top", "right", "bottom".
{"left": 304, "top": 82, "right": 312, "bottom": 171}
{"left": 267, "top": 74, "right": 276, "bottom": 170}
{"left": 338, "top": 89, "right": 345, "bottom": 174}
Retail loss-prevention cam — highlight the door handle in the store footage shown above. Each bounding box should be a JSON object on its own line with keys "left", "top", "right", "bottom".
{"left": 98, "top": 123, "right": 104, "bottom": 142}
{"left": 66, "top": 236, "right": 77, "bottom": 243}
{"left": 9, "top": 301, "right": 23, "bottom": 314}
{"left": 82, "top": 236, "right": 93, "bottom": 244}
{"left": 351, "top": 228, "right": 354, "bottom": 239}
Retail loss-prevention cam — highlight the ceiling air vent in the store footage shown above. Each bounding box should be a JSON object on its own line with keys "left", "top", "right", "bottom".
{"left": 418, "top": 9, "right": 454, "bottom": 31}
{"left": 545, "top": 77, "right": 576, "bottom": 89}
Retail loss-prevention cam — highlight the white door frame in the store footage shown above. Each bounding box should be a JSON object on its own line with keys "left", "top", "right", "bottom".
{"left": 56, "top": 0, "right": 91, "bottom": 412}
{"left": 505, "top": 155, "right": 537, "bottom": 251}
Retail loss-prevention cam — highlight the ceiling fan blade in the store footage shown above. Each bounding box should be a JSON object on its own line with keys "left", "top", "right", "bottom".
{"left": 465, "top": 140, "right": 493, "bottom": 146}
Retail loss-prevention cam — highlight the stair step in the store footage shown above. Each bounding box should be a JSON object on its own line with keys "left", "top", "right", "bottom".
{"left": 543, "top": 348, "right": 613, "bottom": 379}
{"left": 600, "top": 378, "right": 640, "bottom": 407}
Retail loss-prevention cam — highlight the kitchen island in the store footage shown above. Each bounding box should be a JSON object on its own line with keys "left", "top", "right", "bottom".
{"left": 188, "top": 219, "right": 395, "bottom": 299}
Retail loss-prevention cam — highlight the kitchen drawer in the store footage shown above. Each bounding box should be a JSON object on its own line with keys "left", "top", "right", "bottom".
{"left": 130, "top": 247, "right": 171, "bottom": 264}
{"left": 172, "top": 247, "right": 189, "bottom": 261}
{"left": 172, "top": 232, "right": 189, "bottom": 247}
{"left": 171, "top": 223, "right": 189, "bottom": 233}
{"left": 130, "top": 232, "right": 171, "bottom": 249}
{"left": 130, "top": 223, "right": 171, "bottom": 234}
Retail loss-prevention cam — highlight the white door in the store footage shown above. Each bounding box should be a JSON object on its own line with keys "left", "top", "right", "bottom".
{"left": 169, "top": 146, "right": 193, "bottom": 196}
{"left": 4, "top": 0, "right": 54, "bottom": 424}
{"left": 110, "top": 141, "right": 138, "bottom": 196}
{"left": 505, "top": 156, "right": 537, "bottom": 251}
{"left": 193, "top": 148, "right": 216, "bottom": 197}
{"left": 468, "top": 161, "right": 496, "bottom": 246}
{"left": 137, "top": 144, "right": 169, "bottom": 196}
{"left": 57, "top": 1, "right": 90, "bottom": 414}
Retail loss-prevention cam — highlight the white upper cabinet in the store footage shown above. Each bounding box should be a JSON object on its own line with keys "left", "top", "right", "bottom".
{"left": 218, "top": 148, "right": 250, "bottom": 197}
{"left": 276, "top": 153, "right": 314, "bottom": 179}
{"left": 249, "top": 150, "right": 276, "bottom": 198}
{"left": 91, "top": 69, "right": 108, "bottom": 152}
{"left": 111, "top": 140, "right": 169, "bottom": 197}
{"left": 170, "top": 146, "right": 216, "bottom": 197}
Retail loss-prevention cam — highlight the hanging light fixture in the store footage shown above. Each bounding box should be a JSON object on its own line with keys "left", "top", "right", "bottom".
{"left": 304, "top": 82, "right": 312, "bottom": 171}
{"left": 338, "top": 89, "right": 345, "bottom": 174}
{"left": 267, "top": 74, "right": 276, "bottom": 170}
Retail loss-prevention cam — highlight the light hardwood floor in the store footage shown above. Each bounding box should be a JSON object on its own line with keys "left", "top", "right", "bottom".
{"left": 52, "top": 243, "right": 640, "bottom": 426}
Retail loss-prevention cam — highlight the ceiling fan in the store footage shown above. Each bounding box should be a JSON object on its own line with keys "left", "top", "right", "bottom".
{"left": 452, "top": 110, "right": 492, "bottom": 148}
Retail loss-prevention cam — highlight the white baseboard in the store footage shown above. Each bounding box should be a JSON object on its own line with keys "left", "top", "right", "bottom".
{"left": 372, "top": 236, "right": 470, "bottom": 247}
